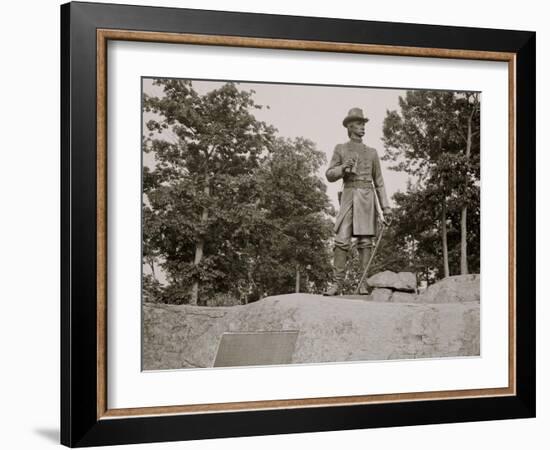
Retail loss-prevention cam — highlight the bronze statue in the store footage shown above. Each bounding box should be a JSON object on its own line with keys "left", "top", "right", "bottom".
{"left": 324, "top": 108, "right": 391, "bottom": 296}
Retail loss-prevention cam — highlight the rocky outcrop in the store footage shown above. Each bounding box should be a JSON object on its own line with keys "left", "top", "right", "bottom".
{"left": 365, "top": 274, "right": 480, "bottom": 304}
{"left": 364, "top": 290, "right": 420, "bottom": 303}
{"left": 370, "top": 288, "right": 392, "bottom": 302}
{"left": 143, "top": 290, "right": 480, "bottom": 370}
{"left": 367, "top": 271, "right": 417, "bottom": 292}
{"left": 418, "top": 274, "right": 480, "bottom": 303}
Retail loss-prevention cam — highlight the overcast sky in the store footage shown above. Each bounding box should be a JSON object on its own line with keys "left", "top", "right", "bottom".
{"left": 142, "top": 78, "right": 411, "bottom": 209}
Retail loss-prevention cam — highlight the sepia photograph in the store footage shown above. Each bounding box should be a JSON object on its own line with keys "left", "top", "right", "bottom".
{"left": 141, "top": 77, "right": 481, "bottom": 370}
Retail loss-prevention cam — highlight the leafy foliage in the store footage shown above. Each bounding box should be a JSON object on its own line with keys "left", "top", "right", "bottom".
{"left": 142, "top": 80, "right": 333, "bottom": 304}
{"left": 382, "top": 90, "right": 480, "bottom": 282}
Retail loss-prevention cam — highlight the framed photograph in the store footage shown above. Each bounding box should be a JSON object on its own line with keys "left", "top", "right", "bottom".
{"left": 61, "top": 1, "right": 535, "bottom": 447}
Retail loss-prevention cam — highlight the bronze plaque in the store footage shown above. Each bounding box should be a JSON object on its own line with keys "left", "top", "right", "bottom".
{"left": 213, "top": 331, "right": 299, "bottom": 367}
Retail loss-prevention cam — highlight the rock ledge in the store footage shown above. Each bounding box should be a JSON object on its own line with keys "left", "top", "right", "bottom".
{"left": 144, "top": 284, "right": 480, "bottom": 370}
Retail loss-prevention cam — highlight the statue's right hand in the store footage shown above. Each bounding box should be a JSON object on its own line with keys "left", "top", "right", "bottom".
{"left": 343, "top": 159, "right": 355, "bottom": 170}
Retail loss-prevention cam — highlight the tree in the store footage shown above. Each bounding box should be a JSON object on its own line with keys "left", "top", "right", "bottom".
{"left": 376, "top": 182, "right": 450, "bottom": 284}
{"left": 142, "top": 80, "right": 334, "bottom": 305}
{"left": 253, "top": 137, "right": 334, "bottom": 297}
{"left": 382, "top": 90, "right": 480, "bottom": 278}
{"left": 452, "top": 93, "right": 480, "bottom": 274}
{"left": 143, "top": 80, "right": 276, "bottom": 304}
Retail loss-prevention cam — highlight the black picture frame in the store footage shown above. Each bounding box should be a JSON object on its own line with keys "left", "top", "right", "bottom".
{"left": 61, "top": 1, "right": 535, "bottom": 447}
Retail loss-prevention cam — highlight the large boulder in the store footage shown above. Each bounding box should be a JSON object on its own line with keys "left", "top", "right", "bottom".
{"left": 370, "top": 288, "right": 392, "bottom": 302}
{"left": 418, "top": 274, "right": 480, "bottom": 303}
{"left": 367, "top": 271, "right": 417, "bottom": 292}
{"left": 143, "top": 293, "right": 479, "bottom": 370}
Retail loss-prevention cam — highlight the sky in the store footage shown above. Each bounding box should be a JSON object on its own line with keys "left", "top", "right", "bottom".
{"left": 142, "top": 78, "right": 411, "bottom": 210}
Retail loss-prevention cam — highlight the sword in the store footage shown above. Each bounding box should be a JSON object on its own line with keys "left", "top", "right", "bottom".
{"left": 354, "top": 181, "right": 390, "bottom": 294}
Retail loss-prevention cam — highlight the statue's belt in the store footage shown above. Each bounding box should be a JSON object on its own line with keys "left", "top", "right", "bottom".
{"left": 343, "top": 180, "right": 373, "bottom": 189}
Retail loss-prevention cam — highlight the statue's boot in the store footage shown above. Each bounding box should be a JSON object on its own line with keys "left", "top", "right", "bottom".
{"left": 323, "top": 247, "right": 347, "bottom": 296}
{"left": 357, "top": 247, "right": 372, "bottom": 295}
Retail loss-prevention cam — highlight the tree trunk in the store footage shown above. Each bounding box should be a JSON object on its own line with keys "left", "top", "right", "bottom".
{"left": 190, "top": 181, "right": 210, "bottom": 305}
{"left": 441, "top": 202, "right": 450, "bottom": 278}
{"left": 148, "top": 258, "right": 157, "bottom": 282}
{"left": 460, "top": 110, "right": 473, "bottom": 275}
{"left": 295, "top": 264, "right": 300, "bottom": 293}
{"left": 460, "top": 206, "right": 468, "bottom": 274}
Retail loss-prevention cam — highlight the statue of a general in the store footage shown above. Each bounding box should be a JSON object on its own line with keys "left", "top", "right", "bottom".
{"left": 324, "top": 107, "right": 391, "bottom": 296}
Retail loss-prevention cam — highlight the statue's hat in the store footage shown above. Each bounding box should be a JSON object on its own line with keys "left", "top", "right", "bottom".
{"left": 342, "top": 107, "right": 369, "bottom": 127}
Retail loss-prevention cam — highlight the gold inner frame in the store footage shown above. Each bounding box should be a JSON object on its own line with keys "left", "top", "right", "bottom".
{"left": 96, "top": 29, "right": 517, "bottom": 420}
